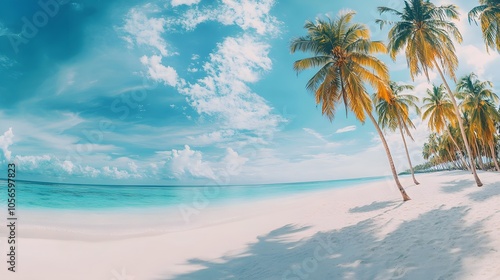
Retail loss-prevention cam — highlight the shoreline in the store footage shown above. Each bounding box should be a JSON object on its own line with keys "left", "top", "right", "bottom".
{"left": 0, "top": 174, "right": 390, "bottom": 213}
{"left": 1, "top": 170, "right": 499, "bottom": 279}
{"left": 0, "top": 175, "right": 396, "bottom": 241}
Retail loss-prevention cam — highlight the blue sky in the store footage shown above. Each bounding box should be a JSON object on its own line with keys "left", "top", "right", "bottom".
{"left": 0, "top": 0, "right": 498, "bottom": 185}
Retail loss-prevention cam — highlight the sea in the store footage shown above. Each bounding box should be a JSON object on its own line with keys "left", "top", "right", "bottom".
{"left": 0, "top": 176, "right": 390, "bottom": 211}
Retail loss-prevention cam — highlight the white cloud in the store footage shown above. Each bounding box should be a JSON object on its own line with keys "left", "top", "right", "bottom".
{"left": 216, "top": 0, "right": 280, "bottom": 35}
{"left": 208, "top": 34, "right": 272, "bottom": 82}
{"left": 220, "top": 121, "right": 426, "bottom": 184}
{"left": 336, "top": 125, "right": 357, "bottom": 134}
{"left": 167, "top": 145, "right": 248, "bottom": 181}
{"left": 410, "top": 73, "right": 436, "bottom": 100}
{"left": 0, "top": 127, "right": 14, "bottom": 160}
{"left": 83, "top": 166, "right": 101, "bottom": 178}
{"left": 102, "top": 166, "right": 134, "bottom": 179}
{"left": 123, "top": 7, "right": 169, "bottom": 56}
{"left": 303, "top": 128, "right": 327, "bottom": 142}
{"left": 12, "top": 152, "right": 148, "bottom": 180}
{"left": 61, "top": 160, "right": 75, "bottom": 174}
{"left": 457, "top": 44, "right": 500, "bottom": 76}
{"left": 187, "top": 130, "right": 235, "bottom": 145}
{"left": 120, "top": 0, "right": 283, "bottom": 149}
{"left": 140, "top": 55, "right": 179, "bottom": 87}
{"left": 171, "top": 0, "right": 201, "bottom": 7}
{"left": 128, "top": 161, "right": 139, "bottom": 173}
{"left": 302, "top": 128, "right": 342, "bottom": 150}
{"left": 230, "top": 147, "right": 384, "bottom": 184}
{"left": 179, "top": 35, "right": 283, "bottom": 133}
{"left": 222, "top": 147, "right": 248, "bottom": 176}
{"left": 175, "top": 0, "right": 281, "bottom": 36}
{"left": 170, "top": 145, "right": 217, "bottom": 179}
{"left": 15, "top": 155, "right": 52, "bottom": 167}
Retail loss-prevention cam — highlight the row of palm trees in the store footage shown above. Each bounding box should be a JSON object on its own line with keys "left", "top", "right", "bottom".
{"left": 290, "top": 0, "right": 500, "bottom": 201}
{"left": 420, "top": 76, "right": 500, "bottom": 172}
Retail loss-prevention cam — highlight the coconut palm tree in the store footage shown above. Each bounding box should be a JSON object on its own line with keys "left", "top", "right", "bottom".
{"left": 378, "top": 0, "right": 484, "bottom": 186}
{"left": 423, "top": 133, "right": 444, "bottom": 170}
{"left": 422, "top": 85, "right": 470, "bottom": 170}
{"left": 423, "top": 132, "right": 462, "bottom": 170}
{"left": 445, "top": 124, "right": 470, "bottom": 170}
{"left": 290, "top": 11, "right": 411, "bottom": 201}
{"left": 374, "top": 81, "right": 421, "bottom": 185}
{"left": 457, "top": 73, "right": 500, "bottom": 171}
{"left": 468, "top": 0, "right": 500, "bottom": 52}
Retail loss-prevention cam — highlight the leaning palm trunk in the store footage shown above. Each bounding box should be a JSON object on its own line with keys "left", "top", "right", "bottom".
{"left": 447, "top": 127, "right": 470, "bottom": 171}
{"left": 489, "top": 142, "right": 500, "bottom": 171}
{"left": 480, "top": 140, "right": 488, "bottom": 169}
{"left": 474, "top": 139, "right": 485, "bottom": 170}
{"left": 435, "top": 62, "right": 483, "bottom": 187}
{"left": 368, "top": 111, "right": 411, "bottom": 201}
{"left": 397, "top": 115, "right": 420, "bottom": 185}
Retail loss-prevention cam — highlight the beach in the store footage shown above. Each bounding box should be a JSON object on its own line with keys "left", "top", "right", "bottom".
{"left": 1, "top": 170, "right": 500, "bottom": 280}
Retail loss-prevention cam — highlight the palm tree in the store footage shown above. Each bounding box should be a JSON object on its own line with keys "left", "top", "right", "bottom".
{"left": 378, "top": 0, "right": 484, "bottom": 186}
{"left": 290, "top": 11, "right": 411, "bottom": 201}
{"left": 457, "top": 73, "right": 500, "bottom": 171}
{"left": 423, "top": 133, "right": 463, "bottom": 170}
{"left": 422, "top": 85, "right": 470, "bottom": 170}
{"left": 468, "top": 0, "right": 500, "bottom": 52}
{"left": 374, "top": 81, "right": 421, "bottom": 185}
{"left": 445, "top": 123, "right": 470, "bottom": 170}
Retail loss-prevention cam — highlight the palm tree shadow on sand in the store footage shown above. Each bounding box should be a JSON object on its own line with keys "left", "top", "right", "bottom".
{"left": 441, "top": 179, "right": 474, "bottom": 193}
{"left": 468, "top": 181, "right": 500, "bottom": 202}
{"left": 349, "top": 201, "right": 400, "bottom": 213}
{"left": 164, "top": 207, "right": 491, "bottom": 280}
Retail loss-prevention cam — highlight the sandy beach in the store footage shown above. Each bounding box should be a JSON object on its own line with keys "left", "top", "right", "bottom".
{"left": 1, "top": 170, "right": 500, "bottom": 280}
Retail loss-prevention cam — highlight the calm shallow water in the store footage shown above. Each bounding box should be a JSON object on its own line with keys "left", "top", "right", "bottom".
{"left": 0, "top": 176, "right": 388, "bottom": 210}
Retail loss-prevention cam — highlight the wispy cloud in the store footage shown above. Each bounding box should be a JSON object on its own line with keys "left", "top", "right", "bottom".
{"left": 303, "top": 128, "right": 327, "bottom": 142}
{"left": 336, "top": 125, "right": 357, "bottom": 134}
{"left": 171, "top": 0, "right": 201, "bottom": 7}
{"left": 122, "top": 5, "right": 169, "bottom": 56}
{"left": 0, "top": 128, "right": 14, "bottom": 160}
{"left": 140, "top": 55, "right": 180, "bottom": 87}
{"left": 302, "top": 128, "right": 342, "bottom": 150}
{"left": 179, "top": 35, "right": 283, "bottom": 134}
{"left": 187, "top": 130, "right": 235, "bottom": 146}
{"left": 121, "top": 0, "right": 284, "bottom": 138}
{"left": 173, "top": 0, "right": 281, "bottom": 36}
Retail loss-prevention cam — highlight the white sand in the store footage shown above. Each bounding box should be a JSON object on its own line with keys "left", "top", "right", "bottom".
{"left": 1, "top": 170, "right": 500, "bottom": 280}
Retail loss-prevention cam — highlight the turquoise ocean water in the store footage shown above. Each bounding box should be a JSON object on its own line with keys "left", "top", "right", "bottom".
{"left": 0, "top": 176, "right": 388, "bottom": 210}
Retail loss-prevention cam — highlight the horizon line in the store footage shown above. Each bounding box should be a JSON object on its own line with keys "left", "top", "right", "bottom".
{"left": 0, "top": 174, "right": 392, "bottom": 188}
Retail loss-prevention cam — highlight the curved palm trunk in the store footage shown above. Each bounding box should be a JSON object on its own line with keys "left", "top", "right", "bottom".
{"left": 435, "top": 62, "right": 483, "bottom": 187}
{"left": 447, "top": 127, "right": 470, "bottom": 171}
{"left": 470, "top": 136, "right": 479, "bottom": 169}
{"left": 489, "top": 141, "right": 500, "bottom": 171}
{"left": 480, "top": 140, "right": 488, "bottom": 169}
{"left": 474, "top": 139, "right": 485, "bottom": 170}
{"left": 367, "top": 111, "right": 411, "bottom": 201}
{"left": 396, "top": 115, "right": 420, "bottom": 185}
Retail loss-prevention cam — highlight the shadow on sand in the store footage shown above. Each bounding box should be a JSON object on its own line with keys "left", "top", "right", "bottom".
{"left": 440, "top": 179, "right": 474, "bottom": 194}
{"left": 165, "top": 206, "right": 491, "bottom": 280}
{"left": 468, "top": 181, "right": 500, "bottom": 202}
{"left": 349, "top": 201, "right": 398, "bottom": 213}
